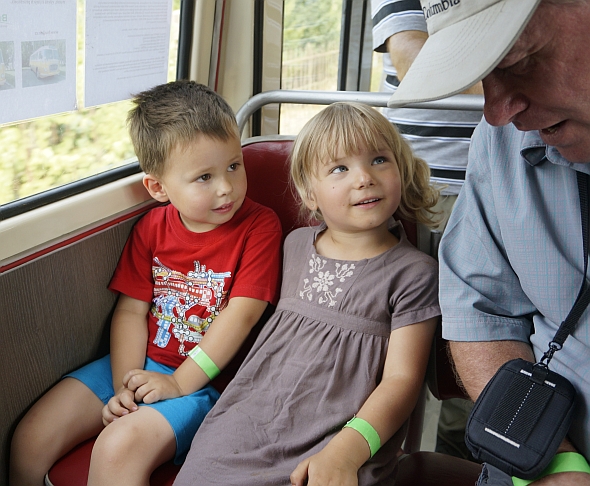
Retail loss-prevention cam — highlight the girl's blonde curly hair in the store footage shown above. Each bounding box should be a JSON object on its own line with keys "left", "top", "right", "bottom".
{"left": 289, "top": 102, "right": 440, "bottom": 227}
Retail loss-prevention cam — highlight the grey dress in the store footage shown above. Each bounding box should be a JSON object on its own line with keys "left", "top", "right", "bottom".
{"left": 173, "top": 221, "right": 440, "bottom": 486}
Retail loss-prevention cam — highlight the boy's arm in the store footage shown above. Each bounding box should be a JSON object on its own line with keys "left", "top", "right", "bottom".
{"left": 125, "top": 296, "right": 268, "bottom": 403}
{"left": 102, "top": 294, "right": 150, "bottom": 423}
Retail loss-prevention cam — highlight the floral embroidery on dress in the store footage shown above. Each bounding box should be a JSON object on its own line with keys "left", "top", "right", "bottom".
{"left": 299, "top": 254, "right": 356, "bottom": 307}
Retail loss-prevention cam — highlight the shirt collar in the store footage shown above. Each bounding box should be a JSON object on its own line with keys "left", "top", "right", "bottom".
{"left": 520, "top": 129, "right": 590, "bottom": 174}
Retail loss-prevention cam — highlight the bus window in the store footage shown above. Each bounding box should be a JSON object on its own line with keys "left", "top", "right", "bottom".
{"left": 0, "top": 0, "right": 180, "bottom": 209}
{"left": 279, "top": 0, "right": 377, "bottom": 135}
{"left": 280, "top": 0, "right": 342, "bottom": 134}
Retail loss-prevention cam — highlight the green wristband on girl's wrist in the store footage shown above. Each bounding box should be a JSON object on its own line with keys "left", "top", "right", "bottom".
{"left": 343, "top": 416, "right": 381, "bottom": 458}
{"left": 512, "top": 452, "right": 590, "bottom": 486}
{"left": 188, "top": 346, "right": 220, "bottom": 380}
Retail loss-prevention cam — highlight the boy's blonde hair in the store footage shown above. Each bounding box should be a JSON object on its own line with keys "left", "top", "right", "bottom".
{"left": 290, "top": 102, "right": 440, "bottom": 227}
{"left": 127, "top": 80, "right": 239, "bottom": 177}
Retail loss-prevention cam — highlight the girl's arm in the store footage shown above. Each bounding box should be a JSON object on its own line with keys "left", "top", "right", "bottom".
{"left": 290, "top": 317, "right": 438, "bottom": 486}
{"left": 102, "top": 294, "right": 150, "bottom": 424}
{"left": 123, "top": 296, "right": 268, "bottom": 403}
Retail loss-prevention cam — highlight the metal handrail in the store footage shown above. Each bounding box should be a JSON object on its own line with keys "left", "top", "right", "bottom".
{"left": 236, "top": 90, "right": 484, "bottom": 135}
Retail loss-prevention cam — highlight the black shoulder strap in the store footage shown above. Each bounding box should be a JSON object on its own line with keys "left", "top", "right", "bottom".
{"left": 541, "top": 171, "right": 590, "bottom": 365}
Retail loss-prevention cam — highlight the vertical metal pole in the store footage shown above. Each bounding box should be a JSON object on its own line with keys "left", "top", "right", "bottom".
{"left": 251, "top": 0, "right": 265, "bottom": 137}
{"left": 176, "top": 0, "right": 196, "bottom": 80}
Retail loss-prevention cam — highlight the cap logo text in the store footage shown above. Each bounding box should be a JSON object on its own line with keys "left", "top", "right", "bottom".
{"left": 423, "top": 0, "right": 461, "bottom": 19}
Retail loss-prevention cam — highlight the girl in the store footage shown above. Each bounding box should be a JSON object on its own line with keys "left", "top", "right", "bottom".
{"left": 125, "top": 102, "right": 441, "bottom": 485}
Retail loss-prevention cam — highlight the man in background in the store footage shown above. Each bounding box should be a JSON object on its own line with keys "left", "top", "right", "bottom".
{"left": 371, "top": 0, "right": 483, "bottom": 461}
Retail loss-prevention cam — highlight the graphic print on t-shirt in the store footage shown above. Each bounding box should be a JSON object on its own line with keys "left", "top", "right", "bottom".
{"left": 151, "top": 257, "right": 231, "bottom": 356}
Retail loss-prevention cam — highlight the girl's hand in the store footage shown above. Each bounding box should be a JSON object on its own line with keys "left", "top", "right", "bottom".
{"left": 123, "top": 369, "right": 183, "bottom": 404}
{"left": 102, "top": 386, "right": 138, "bottom": 426}
{"left": 290, "top": 445, "right": 360, "bottom": 486}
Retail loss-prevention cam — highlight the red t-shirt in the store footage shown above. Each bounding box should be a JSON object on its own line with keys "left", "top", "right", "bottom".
{"left": 109, "top": 197, "right": 282, "bottom": 369}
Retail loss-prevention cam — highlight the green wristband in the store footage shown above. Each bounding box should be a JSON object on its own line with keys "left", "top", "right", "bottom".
{"left": 343, "top": 417, "right": 381, "bottom": 458}
{"left": 512, "top": 452, "right": 590, "bottom": 486}
{"left": 188, "top": 346, "right": 220, "bottom": 380}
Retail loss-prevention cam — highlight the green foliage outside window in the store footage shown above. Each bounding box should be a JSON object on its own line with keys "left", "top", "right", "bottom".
{"left": 283, "top": 0, "right": 341, "bottom": 48}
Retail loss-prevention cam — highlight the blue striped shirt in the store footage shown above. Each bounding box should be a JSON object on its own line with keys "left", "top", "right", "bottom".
{"left": 371, "top": 0, "right": 483, "bottom": 194}
{"left": 440, "top": 120, "right": 590, "bottom": 458}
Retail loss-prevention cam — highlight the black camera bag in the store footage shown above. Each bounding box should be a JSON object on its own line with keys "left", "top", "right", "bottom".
{"left": 465, "top": 358, "right": 577, "bottom": 478}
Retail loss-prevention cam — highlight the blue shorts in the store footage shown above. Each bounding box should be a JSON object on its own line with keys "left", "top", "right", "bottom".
{"left": 66, "top": 355, "right": 220, "bottom": 464}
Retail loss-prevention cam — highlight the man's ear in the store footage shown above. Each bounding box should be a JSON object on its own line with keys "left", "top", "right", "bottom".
{"left": 143, "top": 174, "right": 170, "bottom": 203}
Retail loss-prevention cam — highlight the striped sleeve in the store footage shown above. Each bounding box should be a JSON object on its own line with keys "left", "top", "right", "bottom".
{"left": 371, "top": 0, "right": 426, "bottom": 52}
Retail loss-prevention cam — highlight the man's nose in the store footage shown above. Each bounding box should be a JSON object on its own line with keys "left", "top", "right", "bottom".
{"left": 482, "top": 70, "right": 529, "bottom": 127}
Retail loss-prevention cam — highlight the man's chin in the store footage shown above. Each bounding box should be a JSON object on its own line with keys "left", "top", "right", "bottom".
{"left": 553, "top": 144, "right": 590, "bottom": 164}
{"left": 535, "top": 126, "right": 590, "bottom": 163}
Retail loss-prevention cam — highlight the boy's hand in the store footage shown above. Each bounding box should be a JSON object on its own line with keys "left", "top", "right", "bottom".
{"left": 102, "top": 386, "right": 138, "bottom": 426}
{"left": 124, "top": 369, "right": 183, "bottom": 404}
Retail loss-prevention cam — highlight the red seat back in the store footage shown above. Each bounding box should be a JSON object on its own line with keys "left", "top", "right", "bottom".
{"left": 242, "top": 137, "right": 303, "bottom": 235}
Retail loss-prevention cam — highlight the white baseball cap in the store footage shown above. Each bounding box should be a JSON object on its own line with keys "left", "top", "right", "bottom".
{"left": 388, "top": 0, "right": 541, "bottom": 107}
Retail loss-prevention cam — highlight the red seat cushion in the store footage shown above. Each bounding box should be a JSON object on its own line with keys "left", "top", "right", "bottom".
{"left": 45, "top": 440, "right": 92, "bottom": 486}
{"left": 46, "top": 438, "right": 181, "bottom": 486}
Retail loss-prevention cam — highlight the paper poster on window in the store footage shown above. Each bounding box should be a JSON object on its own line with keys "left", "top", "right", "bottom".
{"left": 85, "top": 0, "right": 172, "bottom": 108}
{"left": 0, "top": 0, "right": 76, "bottom": 125}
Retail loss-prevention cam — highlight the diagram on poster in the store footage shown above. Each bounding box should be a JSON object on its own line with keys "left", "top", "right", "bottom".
{"left": 85, "top": 0, "right": 172, "bottom": 107}
{"left": 0, "top": 0, "right": 76, "bottom": 125}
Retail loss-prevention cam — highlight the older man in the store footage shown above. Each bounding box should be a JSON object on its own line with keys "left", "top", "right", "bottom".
{"left": 389, "top": 1, "right": 590, "bottom": 485}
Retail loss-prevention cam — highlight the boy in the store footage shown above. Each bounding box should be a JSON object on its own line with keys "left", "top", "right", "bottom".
{"left": 10, "top": 81, "right": 282, "bottom": 486}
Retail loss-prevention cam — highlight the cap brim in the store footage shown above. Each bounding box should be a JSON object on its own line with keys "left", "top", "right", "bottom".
{"left": 388, "top": 0, "right": 540, "bottom": 107}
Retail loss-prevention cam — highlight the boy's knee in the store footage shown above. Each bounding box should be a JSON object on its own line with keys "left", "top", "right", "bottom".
{"left": 92, "top": 419, "right": 139, "bottom": 465}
